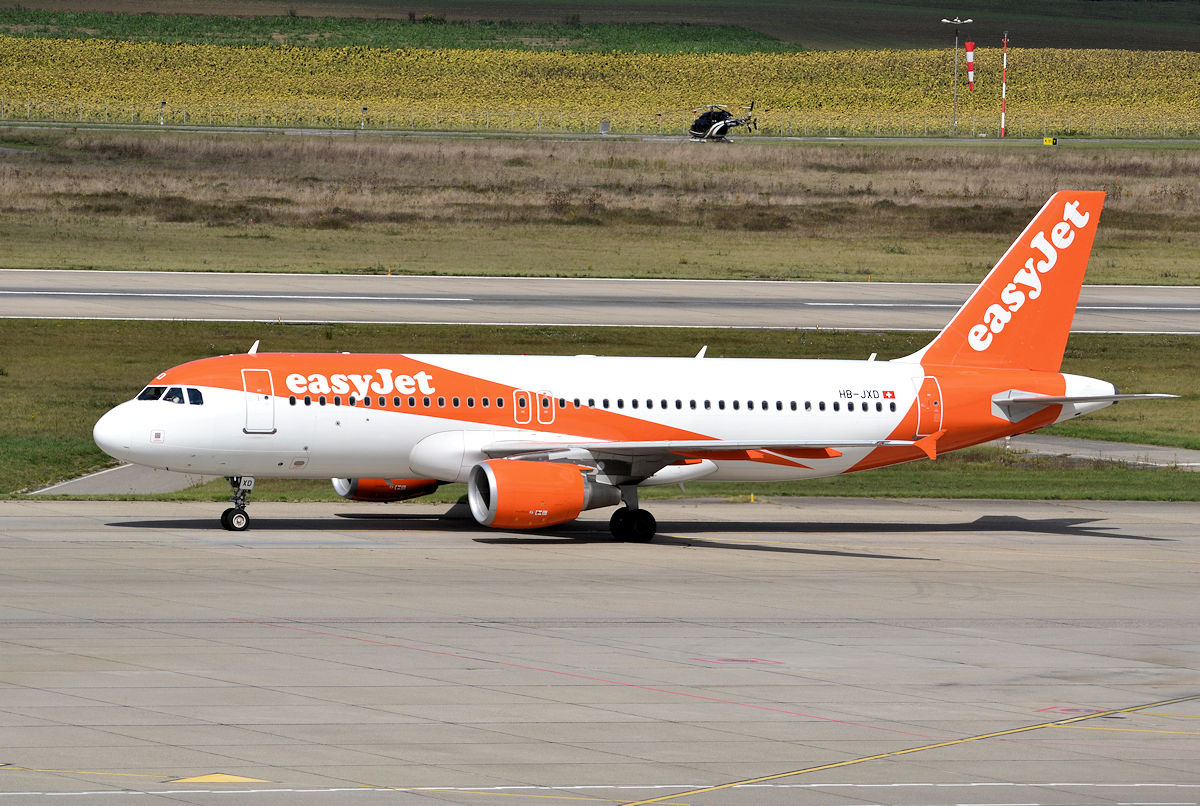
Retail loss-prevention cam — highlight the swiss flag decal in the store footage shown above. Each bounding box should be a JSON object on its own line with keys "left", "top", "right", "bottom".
{"left": 883, "top": 390, "right": 896, "bottom": 399}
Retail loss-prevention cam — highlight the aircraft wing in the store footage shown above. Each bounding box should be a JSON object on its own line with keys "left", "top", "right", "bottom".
{"left": 482, "top": 433, "right": 945, "bottom": 470}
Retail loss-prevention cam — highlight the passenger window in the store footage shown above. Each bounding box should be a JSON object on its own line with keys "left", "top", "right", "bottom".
{"left": 379, "top": 396, "right": 386, "bottom": 407}
{"left": 631, "top": 399, "right": 638, "bottom": 409}
{"left": 349, "top": 396, "right": 356, "bottom": 406}
{"left": 334, "top": 397, "right": 341, "bottom": 406}
{"left": 496, "top": 398, "right": 504, "bottom": 409}
{"left": 394, "top": 396, "right": 401, "bottom": 407}
{"left": 137, "top": 386, "right": 166, "bottom": 401}
{"left": 468, "top": 397, "right": 475, "bottom": 408}
{"left": 618, "top": 399, "right": 625, "bottom": 409}
{"left": 805, "top": 401, "right": 811, "bottom": 411}
{"left": 819, "top": 401, "right": 826, "bottom": 411}
{"left": 453, "top": 397, "right": 460, "bottom": 407}
{"left": 718, "top": 400, "right": 725, "bottom": 410}
{"left": 363, "top": 396, "right": 371, "bottom": 407}
{"left": 163, "top": 387, "right": 185, "bottom": 404}
{"left": 289, "top": 395, "right": 297, "bottom": 406}
{"left": 848, "top": 402, "right": 854, "bottom": 411}
{"left": 732, "top": 400, "right": 740, "bottom": 410}
{"left": 438, "top": 397, "right": 446, "bottom": 407}
{"left": 704, "top": 400, "right": 711, "bottom": 410}
{"left": 876, "top": 402, "right": 882, "bottom": 412}
{"left": 423, "top": 397, "right": 431, "bottom": 407}
{"left": 319, "top": 396, "right": 327, "bottom": 406}
{"left": 409, "top": 396, "right": 416, "bottom": 407}
{"left": 833, "top": 401, "right": 840, "bottom": 411}
{"left": 304, "top": 396, "right": 312, "bottom": 406}
{"left": 187, "top": 388, "right": 204, "bottom": 405}
{"left": 481, "top": 397, "right": 489, "bottom": 408}
{"left": 889, "top": 401, "right": 897, "bottom": 412}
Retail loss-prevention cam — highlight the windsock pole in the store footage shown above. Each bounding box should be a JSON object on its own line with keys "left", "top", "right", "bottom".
{"left": 1001, "top": 32, "right": 1008, "bottom": 137}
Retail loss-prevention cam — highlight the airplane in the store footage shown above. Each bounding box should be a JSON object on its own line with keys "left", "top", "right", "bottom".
{"left": 93, "top": 191, "right": 1173, "bottom": 540}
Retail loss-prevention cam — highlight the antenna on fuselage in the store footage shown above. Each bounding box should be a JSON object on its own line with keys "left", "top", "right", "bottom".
{"left": 248, "top": 340, "right": 260, "bottom": 354}
{"left": 695, "top": 346, "right": 707, "bottom": 358}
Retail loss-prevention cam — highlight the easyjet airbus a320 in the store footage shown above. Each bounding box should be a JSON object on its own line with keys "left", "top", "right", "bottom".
{"left": 94, "top": 191, "right": 1171, "bottom": 540}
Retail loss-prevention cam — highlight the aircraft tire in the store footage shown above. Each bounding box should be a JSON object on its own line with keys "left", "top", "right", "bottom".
{"left": 223, "top": 507, "right": 250, "bottom": 532}
{"left": 610, "top": 507, "right": 656, "bottom": 542}
{"left": 628, "top": 509, "right": 657, "bottom": 542}
{"left": 609, "top": 508, "right": 632, "bottom": 540}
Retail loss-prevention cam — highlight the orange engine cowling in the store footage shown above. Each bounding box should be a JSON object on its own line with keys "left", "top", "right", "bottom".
{"left": 332, "top": 477, "right": 441, "bottom": 502}
{"left": 467, "top": 460, "right": 621, "bottom": 529}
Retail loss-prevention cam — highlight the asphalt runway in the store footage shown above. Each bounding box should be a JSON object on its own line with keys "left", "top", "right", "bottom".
{"left": 3, "top": 269, "right": 1199, "bottom": 332}
{"left": 2, "top": 498, "right": 1198, "bottom": 805}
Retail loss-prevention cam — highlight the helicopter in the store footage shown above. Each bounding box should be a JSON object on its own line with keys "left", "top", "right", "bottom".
{"left": 688, "top": 102, "right": 757, "bottom": 142}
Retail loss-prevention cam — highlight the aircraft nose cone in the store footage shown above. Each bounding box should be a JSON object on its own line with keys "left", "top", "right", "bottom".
{"left": 93, "top": 406, "right": 132, "bottom": 458}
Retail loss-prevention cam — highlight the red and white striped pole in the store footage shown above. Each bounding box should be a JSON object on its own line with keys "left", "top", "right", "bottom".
{"left": 1000, "top": 32, "right": 1008, "bottom": 137}
{"left": 965, "top": 41, "right": 976, "bottom": 91}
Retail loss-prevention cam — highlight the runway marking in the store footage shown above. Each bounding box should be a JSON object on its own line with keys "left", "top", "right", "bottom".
{"left": 0, "top": 290, "right": 472, "bottom": 302}
{"left": 616, "top": 693, "right": 1200, "bottom": 806}
{"left": 1058, "top": 725, "right": 1200, "bottom": 735}
{"left": 230, "top": 617, "right": 929, "bottom": 738}
{"left": 3, "top": 315, "right": 1194, "bottom": 336}
{"left": 0, "top": 764, "right": 162, "bottom": 779}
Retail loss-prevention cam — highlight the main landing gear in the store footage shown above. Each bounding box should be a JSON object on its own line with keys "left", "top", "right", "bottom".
{"left": 609, "top": 486, "right": 656, "bottom": 542}
{"left": 221, "top": 476, "right": 255, "bottom": 531}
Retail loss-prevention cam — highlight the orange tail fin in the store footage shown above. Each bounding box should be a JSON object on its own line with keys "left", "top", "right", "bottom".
{"left": 911, "top": 191, "right": 1105, "bottom": 372}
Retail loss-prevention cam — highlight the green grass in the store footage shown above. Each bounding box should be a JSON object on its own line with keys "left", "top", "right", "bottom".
{"left": 2, "top": 1, "right": 1198, "bottom": 51}
{"left": 2, "top": 319, "right": 1195, "bottom": 497}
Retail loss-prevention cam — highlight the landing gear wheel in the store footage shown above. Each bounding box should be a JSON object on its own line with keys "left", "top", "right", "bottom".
{"left": 222, "top": 507, "right": 249, "bottom": 531}
{"left": 222, "top": 507, "right": 249, "bottom": 532}
{"left": 628, "top": 509, "right": 656, "bottom": 542}
{"left": 609, "top": 507, "right": 656, "bottom": 542}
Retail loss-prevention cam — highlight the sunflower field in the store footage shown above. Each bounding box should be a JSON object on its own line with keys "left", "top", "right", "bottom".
{"left": 2, "top": 36, "right": 1197, "bottom": 137}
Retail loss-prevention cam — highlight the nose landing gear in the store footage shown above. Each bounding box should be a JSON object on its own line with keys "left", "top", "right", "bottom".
{"left": 221, "top": 476, "right": 255, "bottom": 531}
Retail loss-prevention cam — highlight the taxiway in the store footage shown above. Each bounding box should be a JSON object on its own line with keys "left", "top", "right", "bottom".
{"left": 1, "top": 498, "right": 1197, "bottom": 804}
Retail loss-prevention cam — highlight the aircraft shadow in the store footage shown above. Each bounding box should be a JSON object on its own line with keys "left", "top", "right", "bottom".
{"left": 106, "top": 513, "right": 1160, "bottom": 554}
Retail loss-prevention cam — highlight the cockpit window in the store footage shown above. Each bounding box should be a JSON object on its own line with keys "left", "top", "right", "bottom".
{"left": 162, "top": 387, "right": 185, "bottom": 404}
{"left": 187, "top": 388, "right": 204, "bottom": 405}
{"left": 137, "top": 386, "right": 165, "bottom": 401}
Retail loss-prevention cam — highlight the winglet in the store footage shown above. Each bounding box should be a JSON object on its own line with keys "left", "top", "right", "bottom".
{"left": 914, "top": 429, "right": 945, "bottom": 460}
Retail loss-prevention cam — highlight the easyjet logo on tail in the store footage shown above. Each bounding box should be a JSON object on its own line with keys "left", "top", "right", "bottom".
{"left": 967, "top": 200, "right": 1091, "bottom": 352}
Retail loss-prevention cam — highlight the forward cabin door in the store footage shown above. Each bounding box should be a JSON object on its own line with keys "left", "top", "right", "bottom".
{"left": 242, "top": 369, "right": 276, "bottom": 434}
{"left": 915, "top": 376, "right": 943, "bottom": 437}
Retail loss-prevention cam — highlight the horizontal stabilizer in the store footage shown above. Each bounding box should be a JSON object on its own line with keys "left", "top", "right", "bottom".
{"left": 997, "top": 393, "right": 1177, "bottom": 406}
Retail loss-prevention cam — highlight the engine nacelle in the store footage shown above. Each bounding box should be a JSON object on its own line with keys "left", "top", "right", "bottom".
{"left": 332, "top": 477, "right": 440, "bottom": 502}
{"left": 467, "top": 460, "right": 621, "bottom": 529}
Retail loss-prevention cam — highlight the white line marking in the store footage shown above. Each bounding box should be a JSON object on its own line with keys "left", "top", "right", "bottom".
{"left": 1, "top": 315, "right": 1194, "bottom": 335}
{"left": 0, "top": 291, "right": 472, "bottom": 302}
{"left": 29, "top": 464, "right": 133, "bottom": 494}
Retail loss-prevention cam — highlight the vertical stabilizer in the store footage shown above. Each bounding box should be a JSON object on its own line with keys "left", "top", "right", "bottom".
{"left": 907, "top": 191, "right": 1105, "bottom": 372}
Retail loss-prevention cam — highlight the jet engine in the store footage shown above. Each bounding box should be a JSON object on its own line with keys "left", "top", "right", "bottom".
{"left": 467, "top": 460, "right": 621, "bottom": 529}
{"left": 332, "top": 477, "right": 441, "bottom": 502}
